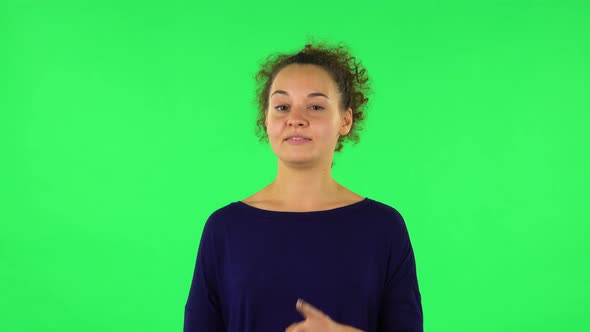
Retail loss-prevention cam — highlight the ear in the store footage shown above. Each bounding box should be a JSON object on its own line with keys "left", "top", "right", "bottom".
{"left": 339, "top": 107, "right": 353, "bottom": 136}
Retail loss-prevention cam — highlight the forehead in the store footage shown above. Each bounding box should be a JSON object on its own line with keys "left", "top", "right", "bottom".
{"left": 270, "top": 64, "right": 336, "bottom": 95}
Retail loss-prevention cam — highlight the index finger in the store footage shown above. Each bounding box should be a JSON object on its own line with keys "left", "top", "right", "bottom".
{"left": 297, "top": 299, "right": 328, "bottom": 318}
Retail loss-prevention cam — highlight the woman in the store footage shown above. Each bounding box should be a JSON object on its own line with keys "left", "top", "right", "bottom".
{"left": 184, "top": 40, "right": 423, "bottom": 332}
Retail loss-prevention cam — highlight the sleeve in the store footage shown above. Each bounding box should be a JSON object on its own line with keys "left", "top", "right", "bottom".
{"left": 378, "top": 211, "right": 423, "bottom": 332}
{"left": 184, "top": 215, "right": 225, "bottom": 332}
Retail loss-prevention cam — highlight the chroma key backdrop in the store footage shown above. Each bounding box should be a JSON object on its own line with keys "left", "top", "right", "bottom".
{"left": 1, "top": 1, "right": 588, "bottom": 331}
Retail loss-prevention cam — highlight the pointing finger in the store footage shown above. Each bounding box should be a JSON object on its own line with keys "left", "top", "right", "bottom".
{"left": 296, "top": 299, "right": 329, "bottom": 319}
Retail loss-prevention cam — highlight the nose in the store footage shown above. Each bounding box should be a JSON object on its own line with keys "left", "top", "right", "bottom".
{"left": 287, "top": 106, "right": 308, "bottom": 127}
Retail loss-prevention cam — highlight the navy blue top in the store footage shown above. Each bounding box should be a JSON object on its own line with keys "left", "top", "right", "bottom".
{"left": 184, "top": 197, "right": 423, "bottom": 332}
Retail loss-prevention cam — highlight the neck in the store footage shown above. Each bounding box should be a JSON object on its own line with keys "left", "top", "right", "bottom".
{"left": 267, "top": 159, "right": 341, "bottom": 209}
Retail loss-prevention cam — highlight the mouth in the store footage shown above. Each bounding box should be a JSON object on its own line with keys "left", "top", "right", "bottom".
{"left": 284, "top": 135, "right": 312, "bottom": 141}
{"left": 285, "top": 137, "right": 312, "bottom": 144}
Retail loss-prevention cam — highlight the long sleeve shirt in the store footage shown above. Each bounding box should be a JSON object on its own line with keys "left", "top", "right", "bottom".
{"left": 184, "top": 197, "right": 423, "bottom": 332}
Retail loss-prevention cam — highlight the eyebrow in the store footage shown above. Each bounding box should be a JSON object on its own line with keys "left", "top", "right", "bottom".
{"left": 271, "top": 90, "right": 330, "bottom": 99}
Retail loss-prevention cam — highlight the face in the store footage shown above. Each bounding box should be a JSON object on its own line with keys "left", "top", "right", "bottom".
{"left": 265, "top": 64, "right": 353, "bottom": 167}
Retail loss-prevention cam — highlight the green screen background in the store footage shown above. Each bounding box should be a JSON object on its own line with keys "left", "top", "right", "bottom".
{"left": 1, "top": 0, "right": 588, "bottom": 331}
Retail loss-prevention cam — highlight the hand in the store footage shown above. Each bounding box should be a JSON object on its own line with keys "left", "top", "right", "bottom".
{"left": 284, "top": 298, "right": 365, "bottom": 332}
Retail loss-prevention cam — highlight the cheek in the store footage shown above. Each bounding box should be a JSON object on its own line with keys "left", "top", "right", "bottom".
{"left": 316, "top": 122, "right": 338, "bottom": 138}
{"left": 265, "top": 120, "right": 282, "bottom": 138}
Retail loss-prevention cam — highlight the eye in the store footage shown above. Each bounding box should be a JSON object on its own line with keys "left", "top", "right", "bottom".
{"left": 274, "top": 105, "right": 324, "bottom": 111}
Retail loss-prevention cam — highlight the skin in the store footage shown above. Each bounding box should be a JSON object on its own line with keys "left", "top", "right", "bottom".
{"left": 285, "top": 299, "right": 364, "bottom": 332}
{"left": 242, "top": 63, "right": 366, "bottom": 330}
{"left": 242, "top": 63, "right": 364, "bottom": 212}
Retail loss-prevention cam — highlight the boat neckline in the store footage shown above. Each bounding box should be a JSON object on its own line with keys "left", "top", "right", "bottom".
{"left": 233, "top": 197, "right": 371, "bottom": 216}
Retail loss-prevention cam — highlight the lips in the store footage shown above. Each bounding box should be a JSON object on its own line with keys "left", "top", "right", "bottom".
{"left": 285, "top": 136, "right": 311, "bottom": 145}
{"left": 285, "top": 135, "right": 311, "bottom": 141}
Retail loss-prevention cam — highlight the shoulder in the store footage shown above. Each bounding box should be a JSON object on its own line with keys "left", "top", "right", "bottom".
{"left": 200, "top": 201, "right": 242, "bottom": 233}
{"left": 366, "top": 198, "right": 405, "bottom": 219}
{"left": 363, "top": 198, "right": 410, "bottom": 234}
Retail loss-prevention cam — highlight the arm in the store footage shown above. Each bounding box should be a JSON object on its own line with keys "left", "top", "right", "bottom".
{"left": 378, "top": 213, "right": 423, "bottom": 332}
{"left": 184, "top": 217, "right": 225, "bottom": 332}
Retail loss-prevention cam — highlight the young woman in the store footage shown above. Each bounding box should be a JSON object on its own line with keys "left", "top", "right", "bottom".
{"left": 184, "top": 40, "right": 423, "bottom": 332}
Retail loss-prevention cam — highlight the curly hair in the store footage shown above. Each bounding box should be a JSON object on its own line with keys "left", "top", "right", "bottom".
{"left": 252, "top": 38, "right": 372, "bottom": 157}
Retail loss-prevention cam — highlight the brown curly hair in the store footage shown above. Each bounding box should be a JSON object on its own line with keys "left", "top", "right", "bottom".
{"left": 252, "top": 38, "right": 372, "bottom": 156}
